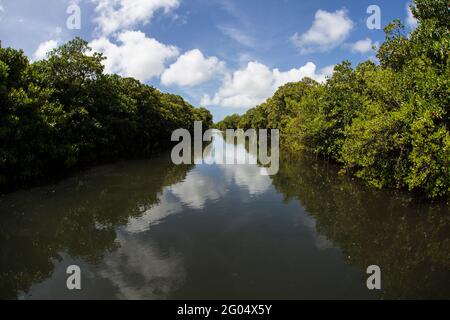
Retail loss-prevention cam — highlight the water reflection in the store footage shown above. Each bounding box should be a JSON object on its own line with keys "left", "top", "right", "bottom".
{"left": 0, "top": 132, "right": 448, "bottom": 299}
{"left": 272, "top": 152, "right": 450, "bottom": 299}
{"left": 98, "top": 233, "right": 185, "bottom": 300}
{"left": 0, "top": 157, "right": 193, "bottom": 299}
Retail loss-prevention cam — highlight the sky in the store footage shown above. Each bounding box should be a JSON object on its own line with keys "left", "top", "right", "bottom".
{"left": 0, "top": 0, "right": 418, "bottom": 121}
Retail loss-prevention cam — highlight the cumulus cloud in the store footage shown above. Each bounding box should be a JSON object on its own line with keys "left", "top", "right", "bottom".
{"left": 273, "top": 62, "right": 332, "bottom": 87}
{"left": 161, "top": 49, "right": 225, "bottom": 87}
{"left": 201, "top": 61, "right": 333, "bottom": 108}
{"left": 406, "top": 3, "right": 418, "bottom": 29}
{"left": 33, "top": 40, "right": 58, "bottom": 60}
{"left": 170, "top": 170, "right": 227, "bottom": 209}
{"left": 201, "top": 62, "right": 273, "bottom": 108}
{"left": 348, "top": 38, "right": 378, "bottom": 54}
{"left": 90, "top": 30, "right": 179, "bottom": 82}
{"left": 99, "top": 233, "right": 185, "bottom": 299}
{"left": 291, "top": 9, "right": 353, "bottom": 54}
{"left": 222, "top": 164, "right": 272, "bottom": 196}
{"left": 93, "top": 0, "right": 180, "bottom": 35}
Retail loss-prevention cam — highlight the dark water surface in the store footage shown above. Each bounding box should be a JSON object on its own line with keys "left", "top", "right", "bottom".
{"left": 1, "top": 132, "right": 449, "bottom": 299}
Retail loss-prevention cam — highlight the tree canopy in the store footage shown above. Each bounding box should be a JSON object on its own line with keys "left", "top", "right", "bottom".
{"left": 215, "top": 0, "right": 449, "bottom": 199}
{"left": 0, "top": 38, "right": 212, "bottom": 191}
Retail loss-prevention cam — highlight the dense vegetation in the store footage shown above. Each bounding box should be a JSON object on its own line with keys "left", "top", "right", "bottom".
{"left": 0, "top": 38, "right": 212, "bottom": 192}
{"left": 218, "top": 0, "right": 449, "bottom": 199}
{"left": 215, "top": 113, "right": 243, "bottom": 131}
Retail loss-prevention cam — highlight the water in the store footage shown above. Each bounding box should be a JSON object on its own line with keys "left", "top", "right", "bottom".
{"left": 0, "top": 132, "right": 449, "bottom": 299}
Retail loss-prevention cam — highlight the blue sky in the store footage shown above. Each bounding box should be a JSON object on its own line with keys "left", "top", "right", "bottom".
{"left": 0, "top": 0, "right": 417, "bottom": 121}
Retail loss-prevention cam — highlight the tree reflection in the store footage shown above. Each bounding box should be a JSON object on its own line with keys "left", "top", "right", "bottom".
{"left": 0, "top": 155, "right": 193, "bottom": 299}
{"left": 271, "top": 151, "right": 450, "bottom": 299}
{"left": 1, "top": 144, "right": 449, "bottom": 300}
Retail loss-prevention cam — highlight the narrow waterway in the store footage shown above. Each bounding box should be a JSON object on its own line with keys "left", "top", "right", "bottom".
{"left": 0, "top": 131, "right": 449, "bottom": 299}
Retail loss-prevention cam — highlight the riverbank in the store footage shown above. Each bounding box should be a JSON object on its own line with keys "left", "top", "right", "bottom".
{"left": 0, "top": 39, "right": 212, "bottom": 194}
{"left": 215, "top": 3, "right": 449, "bottom": 199}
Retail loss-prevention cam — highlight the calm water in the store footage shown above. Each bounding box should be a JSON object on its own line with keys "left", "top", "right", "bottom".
{"left": 0, "top": 132, "right": 449, "bottom": 300}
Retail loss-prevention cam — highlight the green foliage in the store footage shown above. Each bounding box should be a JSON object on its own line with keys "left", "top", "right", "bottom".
{"left": 0, "top": 37, "right": 212, "bottom": 191}
{"left": 265, "top": 80, "right": 318, "bottom": 130}
{"left": 340, "top": 0, "right": 449, "bottom": 198}
{"left": 231, "top": 0, "right": 449, "bottom": 199}
{"left": 215, "top": 113, "right": 243, "bottom": 130}
{"left": 194, "top": 107, "right": 214, "bottom": 129}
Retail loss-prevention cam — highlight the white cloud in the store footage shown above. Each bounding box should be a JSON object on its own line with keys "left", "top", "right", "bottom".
{"left": 126, "top": 190, "right": 182, "bottom": 233}
{"left": 406, "top": 3, "right": 418, "bottom": 29}
{"left": 170, "top": 170, "right": 227, "bottom": 209}
{"left": 99, "top": 233, "right": 185, "bottom": 299}
{"left": 90, "top": 30, "right": 179, "bottom": 82}
{"left": 201, "top": 61, "right": 333, "bottom": 108}
{"left": 92, "top": 0, "right": 180, "bottom": 35}
{"left": 222, "top": 163, "right": 272, "bottom": 196}
{"left": 161, "top": 49, "right": 225, "bottom": 87}
{"left": 219, "top": 26, "right": 255, "bottom": 47}
{"left": 201, "top": 61, "right": 273, "bottom": 108}
{"left": 320, "top": 65, "right": 336, "bottom": 77}
{"left": 273, "top": 62, "right": 332, "bottom": 87}
{"left": 291, "top": 9, "right": 353, "bottom": 54}
{"left": 348, "top": 38, "right": 378, "bottom": 54}
{"left": 33, "top": 40, "right": 58, "bottom": 60}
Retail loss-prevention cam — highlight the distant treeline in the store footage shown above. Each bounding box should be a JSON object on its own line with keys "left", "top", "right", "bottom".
{"left": 0, "top": 38, "right": 213, "bottom": 192}
{"left": 216, "top": 0, "right": 449, "bottom": 199}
